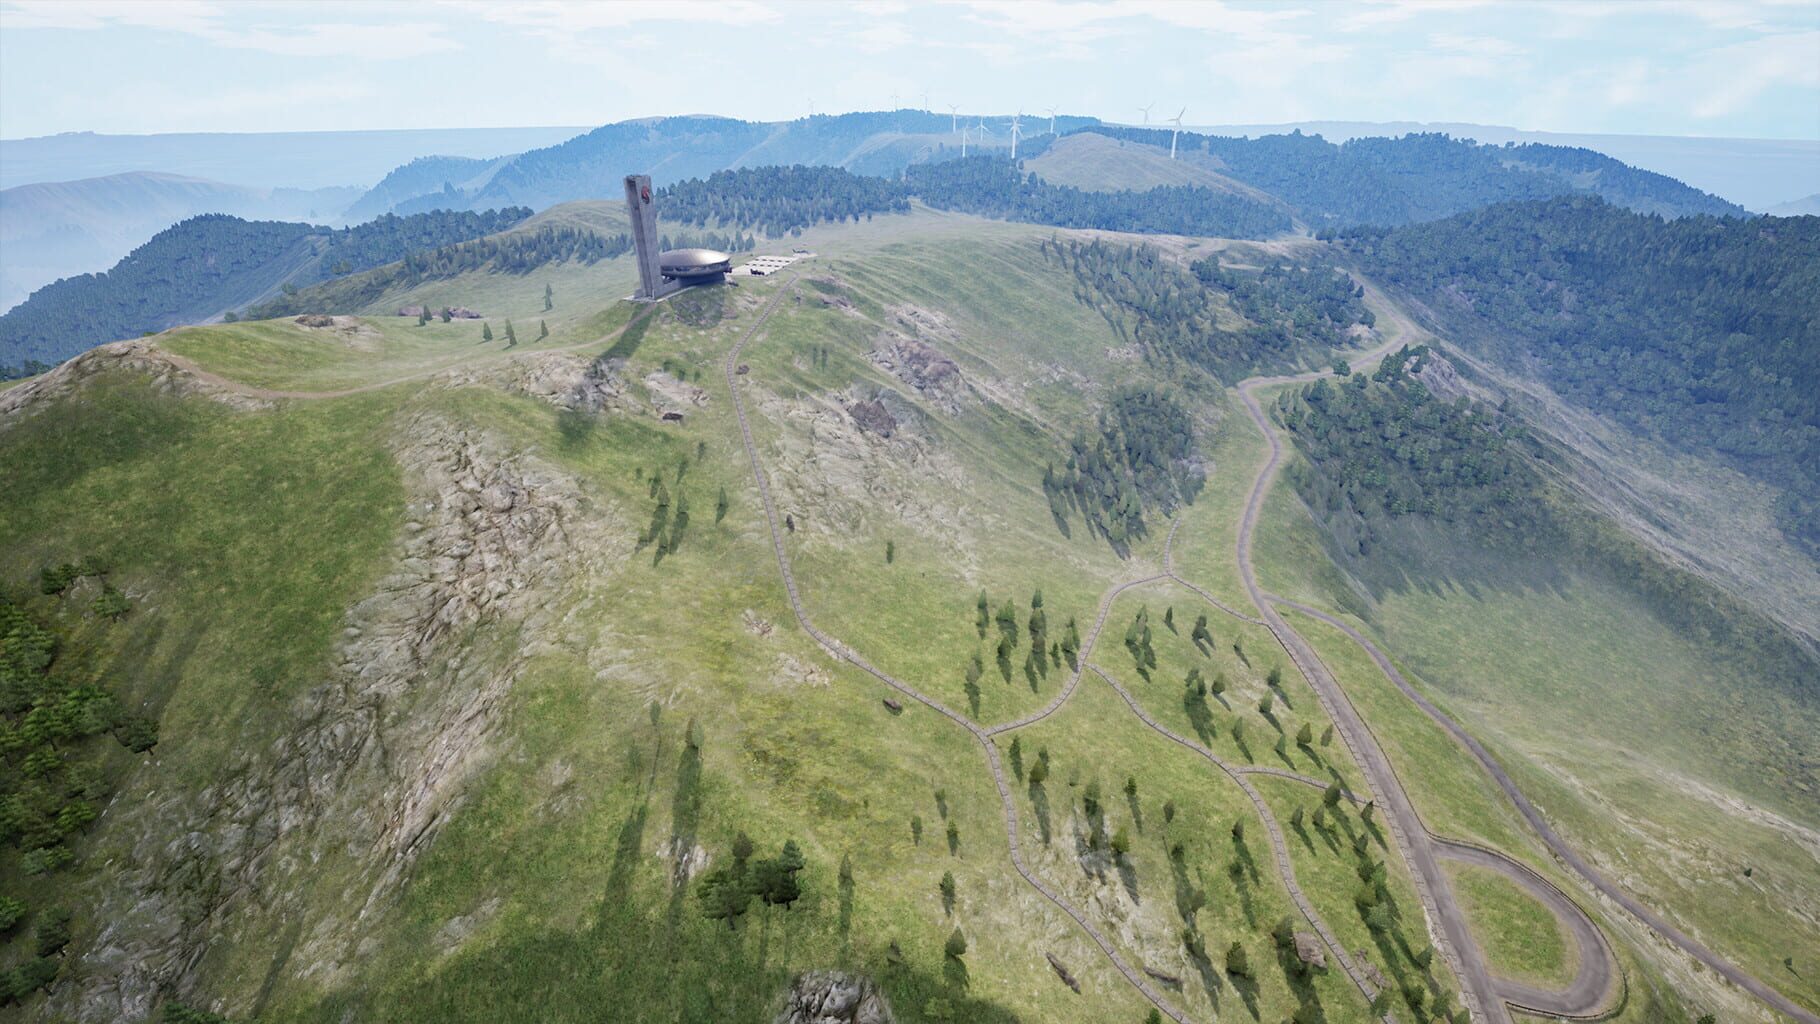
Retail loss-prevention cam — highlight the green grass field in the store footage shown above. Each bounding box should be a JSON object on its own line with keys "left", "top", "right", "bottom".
{"left": 1444, "top": 862, "right": 1575, "bottom": 991}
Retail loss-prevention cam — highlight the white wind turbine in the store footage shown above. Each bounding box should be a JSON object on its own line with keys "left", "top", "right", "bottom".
{"left": 1045, "top": 106, "right": 1058, "bottom": 134}
{"left": 1168, "top": 107, "right": 1185, "bottom": 158}
{"left": 974, "top": 118, "right": 993, "bottom": 154}
{"left": 1006, "top": 111, "right": 1024, "bottom": 159}
{"left": 961, "top": 123, "right": 969, "bottom": 156}
{"left": 949, "top": 104, "right": 959, "bottom": 133}
{"left": 1139, "top": 102, "right": 1155, "bottom": 125}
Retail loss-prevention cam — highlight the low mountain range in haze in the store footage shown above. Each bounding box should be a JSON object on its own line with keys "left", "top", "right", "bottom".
{"left": 0, "top": 172, "right": 361, "bottom": 312}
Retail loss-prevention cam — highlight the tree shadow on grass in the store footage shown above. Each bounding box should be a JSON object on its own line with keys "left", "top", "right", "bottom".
{"left": 1188, "top": 944, "right": 1225, "bottom": 1011}
{"left": 1233, "top": 833, "right": 1261, "bottom": 886}
{"left": 1231, "top": 966, "right": 1262, "bottom": 1019}
{"left": 1290, "top": 814, "right": 1316, "bottom": 855}
{"left": 1117, "top": 854, "right": 1142, "bottom": 905}
{"left": 1030, "top": 781, "right": 1052, "bottom": 845}
{"left": 942, "top": 954, "right": 971, "bottom": 992}
{"left": 1185, "top": 691, "right": 1217, "bottom": 746}
{"left": 1229, "top": 860, "right": 1259, "bottom": 928}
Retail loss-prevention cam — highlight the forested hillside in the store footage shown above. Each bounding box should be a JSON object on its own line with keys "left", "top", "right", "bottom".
{"left": 1337, "top": 196, "right": 1820, "bottom": 553}
{"left": 0, "top": 207, "right": 530, "bottom": 372}
{"left": 659, "top": 166, "right": 912, "bottom": 237}
{"left": 1045, "top": 238, "right": 1371, "bottom": 379}
{"left": 1080, "top": 128, "right": 1742, "bottom": 227}
{"left": 1279, "top": 348, "right": 1820, "bottom": 696}
{"left": 905, "top": 156, "right": 1292, "bottom": 237}
{"left": 652, "top": 159, "right": 1291, "bottom": 241}
{"left": 247, "top": 219, "right": 623, "bottom": 319}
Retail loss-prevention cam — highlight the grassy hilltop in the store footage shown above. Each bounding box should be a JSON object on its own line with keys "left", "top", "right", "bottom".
{"left": 2, "top": 203, "right": 1813, "bottom": 1024}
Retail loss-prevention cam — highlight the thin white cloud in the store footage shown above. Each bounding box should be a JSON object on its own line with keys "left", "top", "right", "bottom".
{"left": 0, "top": 0, "right": 459, "bottom": 58}
{"left": 1690, "top": 29, "right": 1820, "bottom": 118}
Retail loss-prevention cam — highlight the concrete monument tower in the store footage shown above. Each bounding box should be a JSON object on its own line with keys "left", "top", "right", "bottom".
{"left": 623, "top": 173, "right": 669, "bottom": 301}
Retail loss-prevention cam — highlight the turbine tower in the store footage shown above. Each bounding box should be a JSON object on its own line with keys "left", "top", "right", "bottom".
{"left": 1168, "top": 107, "right": 1185, "bottom": 159}
{"left": 961, "top": 123, "right": 969, "bottom": 157}
{"left": 949, "top": 104, "right": 959, "bottom": 133}
{"left": 1045, "top": 106, "right": 1058, "bottom": 134}
{"left": 1139, "top": 102, "right": 1155, "bottom": 125}
{"left": 1007, "top": 111, "right": 1023, "bottom": 159}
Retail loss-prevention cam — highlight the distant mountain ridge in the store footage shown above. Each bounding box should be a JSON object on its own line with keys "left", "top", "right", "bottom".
{"left": 346, "top": 112, "right": 1102, "bottom": 216}
{"left": 1187, "top": 120, "right": 1820, "bottom": 212}
{"left": 0, "top": 126, "right": 588, "bottom": 191}
{"left": 0, "top": 171, "right": 361, "bottom": 312}
{"left": 1078, "top": 126, "right": 1744, "bottom": 226}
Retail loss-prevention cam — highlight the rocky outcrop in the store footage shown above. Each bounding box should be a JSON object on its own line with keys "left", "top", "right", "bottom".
{"left": 1412, "top": 350, "right": 1479, "bottom": 404}
{"left": 293, "top": 314, "right": 382, "bottom": 348}
{"left": 1294, "top": 931, "right": 1326, "bottom": 969}
{"left": 55, "top": 413, "right": 624, "bottom": 1021}
{"left": 773, "top": 971, "right": 894, "bottom": 1024}
{"left": 870, "top": 334, "right": 961, "bottom": 409}
{"left": 1, "top": 338, "right": 272, "bottom": 427}
{"left": 846, "top": 397, "right": 897, "bottom": 437}
{"left": 643, "top": 369, "right": 710, "bottom": 418}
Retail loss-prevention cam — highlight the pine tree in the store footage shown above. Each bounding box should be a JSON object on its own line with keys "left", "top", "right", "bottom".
{"left": 439, "top": 306, "right": 452, "bottom": 323}
{"left": 939, "top": 870, "right": 956, "bottom": 913}
{"left": 1225, "top": 940, "right": 1251, "bottom": 977}
{"left": 505, "top": 320, "right": 518, "bottom": 347}
{"left": 538, "top": 319, "right": 549, "bottom": 340}
{"left": 1296, "top": 722, "right": 1314, "bottom": 746}
{"left": 482, "top": 321, "right": 494, "bottom": 342}
{"left": 544, "top": 282, "right": 554, "bottom": 310}
{"left": 417, "top": 308, "right": 430, "bottom": 326}
{"left": 715, "top": 487, "right": 729, "bottom": 523}
{"left": 945, "top": 928, "right": 967, "bottom": 959}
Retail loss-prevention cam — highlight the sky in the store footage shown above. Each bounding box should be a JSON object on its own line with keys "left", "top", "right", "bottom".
{"left": 1, "top": 0, "right": 1817, "bottom": 141}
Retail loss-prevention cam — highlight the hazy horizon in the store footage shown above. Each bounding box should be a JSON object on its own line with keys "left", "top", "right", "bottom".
{"left": 2, "top": 0, "right": 1817, "bottom": 142}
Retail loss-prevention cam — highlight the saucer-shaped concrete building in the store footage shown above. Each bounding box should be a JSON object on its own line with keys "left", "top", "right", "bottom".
{"left": 659, "top": 248, "right": 732, "bottom": 285}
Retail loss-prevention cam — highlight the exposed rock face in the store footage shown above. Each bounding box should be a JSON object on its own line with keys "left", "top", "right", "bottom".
{"left": 846, "top": 397, "right": 897, "bottom": 437}
{"left": 295, "top": 314, "right": 337, "bottom": 328}
{"left": 643, "top": 369, "right": 710, "bottom": 417}
{"left": 1411, "top": 350, "right": 1478, "bottom": 404}
{"left": 773, "top": 971, "right": 894, "bottom": 1024}
{"left": 54, "top": 413, "right": 624, "bottom": 1022}
{"left": 870, "top": 334, "right": 961, "bottom": 409}
{"left": 483, "top": 351, "right": 626, "bottom": 413}
{"left": 0, "top": 338, "right": 273, "bottom": 427}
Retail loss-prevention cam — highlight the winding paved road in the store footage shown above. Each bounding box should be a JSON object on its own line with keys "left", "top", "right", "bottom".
{"left": 1228, "top": 360, "right": 1512, "bottom": 1024}
{"left": 1272, "top": 599, "right": 1819, "bottom": 1024}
